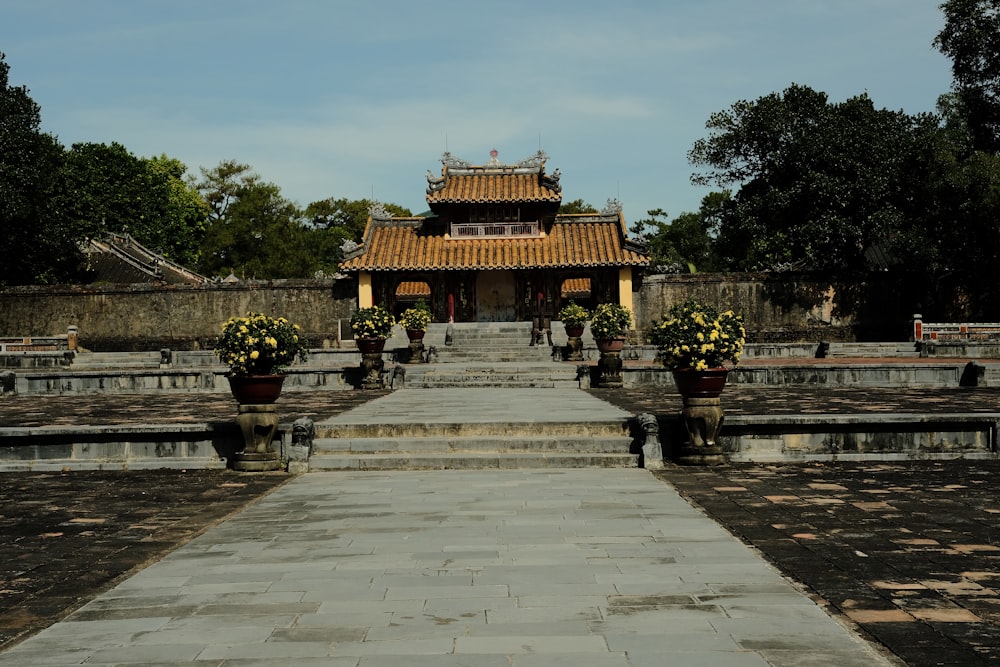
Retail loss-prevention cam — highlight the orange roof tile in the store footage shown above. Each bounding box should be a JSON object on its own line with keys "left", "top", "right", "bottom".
{"left": 340, "top": 215, "right": 649, "bottom": 272}
{"left": 426, "top": 172, "right": 562, "bottom": 204}
{"left": 395, "top": 281, "right": 432, "bottom": 297}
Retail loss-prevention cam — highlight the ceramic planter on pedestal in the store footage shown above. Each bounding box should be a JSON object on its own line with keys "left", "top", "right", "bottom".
{"left": 595, "top": 337, "right": 625, "bottom": 388}
{"left": 405, "top": 329, "right": 426, "bottom": 364}
{"left": 563, "top": 324, "right": 585, "bottom": 361}
{"left": 357, "top": 337, "right": 387, "bottom": 389}
{"left": 672, "top": 367, "right": 728, "bottom": 466}
{"left": 227, "top": 374, "right": 284, "bottom": 472}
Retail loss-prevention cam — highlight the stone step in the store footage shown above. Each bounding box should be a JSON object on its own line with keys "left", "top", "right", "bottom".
{"left": 312, "top": 435, "right": 632, "bottom": 454}
{"left": 307, "top": 452, "right": 638, "bottom": 470}
{"left": 826, "top": 342, "right": 921, "bottom": 358}
{"left": 70, "top": 351, "right": 163, "bottom": 369}
{"left": 308, "top": 411, "right": 637, "bottom": 470}
{"left": 397, "top": 362, "right": 583, "bottom": 389}
{"left": 315, "top": 419, "right": 628, "bottom": 439}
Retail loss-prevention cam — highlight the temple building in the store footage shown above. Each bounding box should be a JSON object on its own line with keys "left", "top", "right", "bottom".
{"left": 339, "top": 150, "right": 650, "bottom": 323}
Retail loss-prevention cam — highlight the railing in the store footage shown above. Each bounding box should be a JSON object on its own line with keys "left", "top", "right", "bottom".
{"left": 450, "top": 221, "right": 540, "bottom": 239}
{"left": 0, "top": 327, "right": 78, "bottom": 352}
{"left": 914, "top": 316, "right": 1000, "bottom": 342}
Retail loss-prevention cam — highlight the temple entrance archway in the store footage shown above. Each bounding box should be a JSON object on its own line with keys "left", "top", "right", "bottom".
{"left": 475, "top": 270, "right": 516, "bottom": 321}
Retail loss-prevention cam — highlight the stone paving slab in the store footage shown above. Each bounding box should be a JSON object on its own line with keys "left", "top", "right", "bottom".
{"left": 0, "top": 469, "right": 890, "bottom": 666}
{"left": 658, "top": 460, "right": 1000, "bottom": 666}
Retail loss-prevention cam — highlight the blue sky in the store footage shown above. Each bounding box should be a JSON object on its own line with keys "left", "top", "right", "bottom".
{"left": 2, "top": 1, "right": 953, "bottom": 222}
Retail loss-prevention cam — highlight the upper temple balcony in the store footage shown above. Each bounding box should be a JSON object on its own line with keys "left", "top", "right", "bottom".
{"left": 449, "top": 221, "right": 542, "bottom": 239}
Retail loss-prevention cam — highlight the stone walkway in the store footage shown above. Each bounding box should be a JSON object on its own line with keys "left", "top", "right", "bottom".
{"left": 0, "top": 469, "right": 888, "bottom": 666}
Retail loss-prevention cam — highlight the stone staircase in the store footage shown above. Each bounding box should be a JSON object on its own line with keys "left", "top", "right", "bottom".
{"left": 397, "top": 321, "right": 585, "bottom": 389}
{"left": 825, "top": 342, "right": 921, "bottom": 358}
{"left": 306, "top": 388, "right": 638, "bottom": 470}
{"left": 70, "top": 351, "right": 164, "bottom": 369}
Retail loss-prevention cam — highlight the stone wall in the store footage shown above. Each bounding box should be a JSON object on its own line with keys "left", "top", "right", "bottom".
{"left": 0, "top": 273, "right": 915, "bottom": 350}
{"left": 634, "top": 273, "right": 913, "bottom": 343}
{"left": 0, "top": 279, "right": 357, "bottom": 351}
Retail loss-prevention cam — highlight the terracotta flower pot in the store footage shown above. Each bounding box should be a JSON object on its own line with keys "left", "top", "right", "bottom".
{"left": 356, "top": 337, "right": 387, "bottom": 354}
{"left": 227, "top": 374, "right": 286, "bottom": 404}
{"left": 406, "top": 328, "right": 426, "bottom": 342}
{"left": 596, "top": 337, "right": 625, "bottom": 353}
{"left": 565, "top": 324, "right": 585, "bottom": 338}
{"left": 671, "top": 367, "right": 729, "bottom": 399}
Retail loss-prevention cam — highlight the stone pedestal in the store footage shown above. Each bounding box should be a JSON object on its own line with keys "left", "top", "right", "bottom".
{"left": 564, "top": 335, "right": 584, "bottom": 361}
{"left": 360, "top": 351, "right": 385, "bottom": 389}
{"left": 232, "top": 404, "right": 281, "bottom": 471}
{"left": 676, "top": 396, "right": 726, "bottom": 466}
{"left": 596, "top": 350, "right": 623, "bottom": 388}
{"left": 407, "top": 340, "right": 425, "bottom": 363}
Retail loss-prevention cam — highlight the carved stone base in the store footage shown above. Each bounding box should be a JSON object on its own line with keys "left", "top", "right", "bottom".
{"left": 596, "top": 350, "right": 623, "bottom": 388}
{"left": 233, "top": 404, "right": 281, "bottom": 471}
{"left": 407, "top": 340, "right": 425, "bottom": 363}
{"left": 676, "top": 396, "right": 726, "bottom": 466}
{"left": 564, "top": 336, "right": 584, "bottom": 361}
{"left": 360, "top": 351, "right": 385, "bottom": 389}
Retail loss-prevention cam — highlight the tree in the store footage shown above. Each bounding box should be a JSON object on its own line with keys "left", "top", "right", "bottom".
{"left": 192, "top": 162, "right": 394, "bottom": 279}
{"left": 0, "top": 53, "right": 76, "bottom": 285}
{"left": 633, "top": 197, "right": 725, "bottom": 272}
{"left": 558, "top": 199, "right": 598, "bottom": 214}
{"left": 303, "top": 197, "right": 412, "bottom": 270}
{"left": 56, "top": 143, "right": 209, "bottom": 267}
{"left": 689, "top": 84, "right": 940, "bottom": 273}
{"left": 934, "top": 0, "right": 1000, "bottom": 153}
{"left": 144, "top": 155, "right": 210, "bottom": 266}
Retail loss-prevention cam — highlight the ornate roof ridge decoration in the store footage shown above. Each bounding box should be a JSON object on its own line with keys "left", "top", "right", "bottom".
{"left": 340, "top": 239, "right": 363, "bottom": 261}
{"left": 368, "top": 201, "right": 393, "bottom": 220}
{"left": 426, "top": 148, "right": 562, "bottom": 196}
{"left": 554, "top": 212, "right": 619, "bottom": 223}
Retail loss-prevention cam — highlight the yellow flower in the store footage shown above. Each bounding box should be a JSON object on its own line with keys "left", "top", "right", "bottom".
{"left": 695, "top": 359, "right": 708, "bottom": 371}
{"left": 250, "top": 350, "right": 260, "bottom": 360}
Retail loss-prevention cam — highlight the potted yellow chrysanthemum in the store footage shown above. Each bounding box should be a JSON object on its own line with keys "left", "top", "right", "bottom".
{"left": 350, "top": 305, "right": 395, "bottom": 354}
{"left": 216, "top": 311, "right": 308, "bottom": 403}
{"left": 648, "top": 299, "right": 745, "bottom": 398}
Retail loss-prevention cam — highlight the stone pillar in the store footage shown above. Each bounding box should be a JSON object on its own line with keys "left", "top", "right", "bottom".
{"left": 637, "top": 413, "right": 663, "bottom": 470}
{"left": 676, "top": 397, "right": 726, "bottom": 466}
{"left": 232, "top": 404, "right": 282, "bottom": 471}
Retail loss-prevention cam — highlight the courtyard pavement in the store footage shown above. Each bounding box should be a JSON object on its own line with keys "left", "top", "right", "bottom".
{"left": 2, "top": 386, "right": 1000, "bottom": 664}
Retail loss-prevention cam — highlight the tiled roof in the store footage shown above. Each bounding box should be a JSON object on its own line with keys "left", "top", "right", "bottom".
{"left": 395, "top": 281, "right": 432, "bottom": 298}
{"left": 340, "top": 214, "right": 649, "bottom": 272}
{"left": 561, "top": 278, "right": 592, "bottom": 298}
{"left": 426, "top": 172, "right": 562, "bottom": 204}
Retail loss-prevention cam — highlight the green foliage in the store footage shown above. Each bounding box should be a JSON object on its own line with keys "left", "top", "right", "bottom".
{"left": 558, "top": 199, "right": 598, "bottom": 214}
{"left": 194, "top": 162, "right": 317, "bottom": 279}
{"left": 557, "top": 301, "right": 590, "bottom": 327}
{"left": 303, "top": 198, "right": 412, "bottom": 270}
{"left": 589, "top": 303, "right": 632, "bottom": 339}
{"left": 632, "top": 200, "right": 724, "bottom": 272}
{"left": 934, "top": 0, "right": 1000, "bottom": 152}
{"left": 350, "top": 305, "right": 395, "bottom": 339}
{"left": 215, "top": 312, "right": 307, "bottom": 376}
{"left": 56, "top": 143, "right": 209, "bottom": 266}
{"left": 0, "top": 53, "right": 80, "bottom": 285}
{"left": 689, "top": 84, "right": 942, "bottom": 273}
{"left": 649, "top": 300, "right": 746, "bottom": 370}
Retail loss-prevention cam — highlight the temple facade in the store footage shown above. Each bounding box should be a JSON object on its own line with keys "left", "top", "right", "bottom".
{"left": 339, "top": 150, "right": 649, "bottom": 323}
